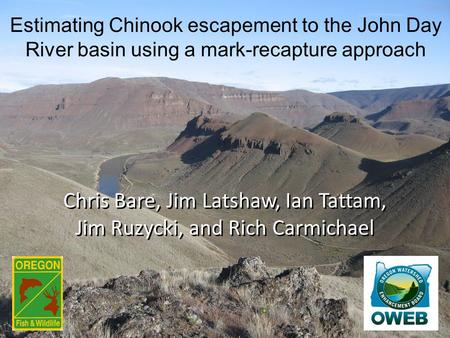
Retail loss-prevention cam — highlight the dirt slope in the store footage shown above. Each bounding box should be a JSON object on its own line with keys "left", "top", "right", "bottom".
{"left": 325, "top": 140, "right": 450, "bottom": 249}
{"left": 170, "top": 112, "right": 367, "bottom": 197}
{"left": 364, "top": 97, "right": 450, "bottom": 140}
{"left": 118, "top": 113, "right": 370, "bottom": 266}
{"left": 367, "top": 97, "right": 450, "bottom": 122}
{"left": 311, "top": 113, "right": 444, "bottom": 160}
{"left": 0, "top": 159, "right": 228, "bottom": 281}
{"left": 335, "top": 245, "right": 450, "bottom": 285}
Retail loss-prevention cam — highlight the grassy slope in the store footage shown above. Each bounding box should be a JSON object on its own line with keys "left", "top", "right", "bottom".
{"left": 0, "top": 159, "right": 229, "bottom": 281}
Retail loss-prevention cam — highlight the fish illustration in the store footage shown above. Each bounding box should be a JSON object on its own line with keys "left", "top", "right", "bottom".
{"left": 19, "top": 278, "right": 42, "bottom": 303}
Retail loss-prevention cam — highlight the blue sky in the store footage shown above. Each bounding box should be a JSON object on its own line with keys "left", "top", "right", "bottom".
{"left": 1, "top": 0, "right": 449, "bottom": 92}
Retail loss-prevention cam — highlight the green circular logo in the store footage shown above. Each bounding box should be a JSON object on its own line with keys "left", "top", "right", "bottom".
{"left": 376, "top": 265, "right": 426, "bottom": 309}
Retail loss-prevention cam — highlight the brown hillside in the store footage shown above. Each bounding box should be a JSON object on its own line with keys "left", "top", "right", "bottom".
{"left": 312, "top": 112, "right": 444, "bottom": 160}
{"left": 167, "top": 114, "right": 229, "bottom": 154}
{"left": 366, "top": 97, "right": 450, "bottom": 140}
{"left": 328, "top": 140, "right": 450, "bottom": 249}
{"left": 331, "top": 83, "right": 450, "bottom": 114}
{"left": 169, "top": 112, "right": 367, "bottom": 197}
{"left": 0, "top": 77, "right": 361, "bottom": 151}
{"left": 368, "top": 97, "right": 450, "bottom": 121}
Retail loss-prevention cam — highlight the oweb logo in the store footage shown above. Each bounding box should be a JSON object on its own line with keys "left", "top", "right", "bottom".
{"left": 364, "top": 256, "right": 438, "bottom": 331}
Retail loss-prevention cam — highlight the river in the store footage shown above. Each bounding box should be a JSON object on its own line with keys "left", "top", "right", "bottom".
{"left": 97, "top": 155, "right": 131, "bottom": 197}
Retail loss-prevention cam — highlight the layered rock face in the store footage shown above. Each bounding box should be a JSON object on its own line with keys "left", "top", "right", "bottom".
{"left": 168, "top": 113, "right": 367, "bottom": 197}
{"left": 321, "top": 112, "right": 362, "bottom": 124}
{"left": 167, "top": 114, "right": 230, "bottom": 154}
{"left": 0, "top": 77, "right": 362, "bottom": 150}
{"left": 0, "top": 257, "right": 352, "bottom": 337}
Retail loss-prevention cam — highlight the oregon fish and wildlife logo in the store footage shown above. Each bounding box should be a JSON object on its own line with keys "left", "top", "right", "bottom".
{"left": 364, "top": 256, "right": 438, "bottom": 331}
{"left": 12, "top": 256, "right": 63, "bottom": 331}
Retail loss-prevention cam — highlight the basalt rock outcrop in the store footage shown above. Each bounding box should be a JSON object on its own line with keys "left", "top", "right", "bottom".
{"left": 217, "top": 256, "right": 271, "bottom": 286}
{"left": 321, "top": 112, "right": 362, "bottom": 124}
{"left": 0, "top": 257, "right": 353, "bottom": 337}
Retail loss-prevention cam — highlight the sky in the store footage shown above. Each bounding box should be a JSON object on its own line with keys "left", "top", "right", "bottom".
{"left": 0, "top": 0, "right": 449, "bottom": 93}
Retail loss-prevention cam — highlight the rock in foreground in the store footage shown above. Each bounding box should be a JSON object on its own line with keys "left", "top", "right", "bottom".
{"left": 1, "top": 257, "right": 352, "bottom": 337}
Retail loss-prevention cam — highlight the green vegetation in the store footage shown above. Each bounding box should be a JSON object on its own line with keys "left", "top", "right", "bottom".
{"left": 400, "top": 281, "right": 419, "bottom": 303}
{"left": 383, "top": 282, "right": 405, "bottom": 296}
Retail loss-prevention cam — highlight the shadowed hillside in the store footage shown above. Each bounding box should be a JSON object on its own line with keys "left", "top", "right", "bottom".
{"left": 366, "top": 97, "right": 450, "bottom": 140}
{"left": 325, "top": 140, "right": 450, "bottom": 249}
{"left": 311, "top": 112, "right": 444, "bottom": 160}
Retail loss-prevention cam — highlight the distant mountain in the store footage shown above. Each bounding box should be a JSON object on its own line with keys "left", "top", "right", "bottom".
{"left": 330, "top": 84, "right": 450, "bottom": 114}
{"left": 367, "top": 97, "right": 450, "bottom": 122}
{"left": 0, "top": 77, "right": 361, "bottom": 151}
{"left": 311, "top": 112, "right": 444, "bottom": 160}
{"left": 151, "top": 78, "right": 362, "bottom": 127}
{"left": 3, "top": 78, "right": 450, "bottom": 151}
{"left": 367, "top": 97, "right": 450, "bottom": 140}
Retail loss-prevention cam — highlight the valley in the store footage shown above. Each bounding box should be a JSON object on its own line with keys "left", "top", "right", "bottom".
{"left": 0, "top": 77, "right": 449, "bottom": 337}
{"left": 0, "top": 77, "right": 448, "bottom": 281}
